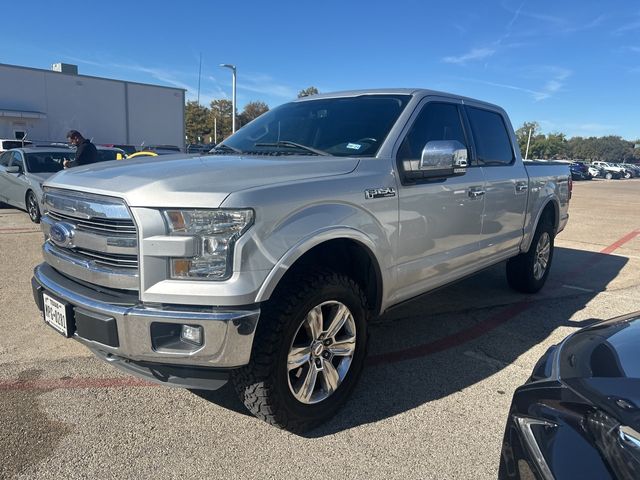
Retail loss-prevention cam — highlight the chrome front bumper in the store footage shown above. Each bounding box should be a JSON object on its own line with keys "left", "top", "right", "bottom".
{"left": 32, "top": 263, "right": 260, "bottom": 389}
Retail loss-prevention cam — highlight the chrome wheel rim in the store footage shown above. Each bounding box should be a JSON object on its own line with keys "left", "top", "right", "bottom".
{"left": 533, "top": 232, "right": 551, "bottom": 280}
{"left": 27, "top": 194, "right": 39, "bottom": 220}
{"left": 287, "top": 300, "right": 356, "bottom": 405}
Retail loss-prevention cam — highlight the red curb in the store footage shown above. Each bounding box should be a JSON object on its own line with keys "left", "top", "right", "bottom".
{"left": 0, "top": 377, "right": 156, "bottom": 391}
{"left": 366, "top": 227, "right": 640, "bottom": 367}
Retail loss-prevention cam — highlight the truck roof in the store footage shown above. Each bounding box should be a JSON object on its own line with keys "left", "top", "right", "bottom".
{"left": 294, "top": 88, "right": 502, "bottom": 111}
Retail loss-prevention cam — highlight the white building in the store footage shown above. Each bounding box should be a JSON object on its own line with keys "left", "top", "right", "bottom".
{"left": 0, "top": 62, "right": 185, "bottom": 148}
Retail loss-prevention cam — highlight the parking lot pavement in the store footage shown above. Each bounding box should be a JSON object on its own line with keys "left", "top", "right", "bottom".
{"left": 1, "top": 179, "right": 639, "bottom": 480}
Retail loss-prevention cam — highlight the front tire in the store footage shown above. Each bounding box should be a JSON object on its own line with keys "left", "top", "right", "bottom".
{"left": 506, "top": 218, "right": 554, "bottom": 293}
{"left": 26, "top": 191, "right": 41, "bottom": 223}
{"left": 231, "top": 269, "right": 368, "bottom": 433}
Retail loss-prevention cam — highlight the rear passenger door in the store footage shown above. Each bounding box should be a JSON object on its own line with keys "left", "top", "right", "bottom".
{"left": 464, "top": 105, "right": 528, "bottom": 259}
{"left": 393, "top": 98, "right": 487, "bottom": 302}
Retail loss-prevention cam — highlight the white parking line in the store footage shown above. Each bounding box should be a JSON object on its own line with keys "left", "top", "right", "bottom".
{"left": 562, "top": 284, "right": 594, "bottom": 292}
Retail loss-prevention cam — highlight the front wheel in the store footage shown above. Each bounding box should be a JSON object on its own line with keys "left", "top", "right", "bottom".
{"left": 506, "top": 219, "right": 554, "bottom": 293}
{"left": 605, "top": 172, "right": 613, "bottom": 180}
{"left": 231, "top": 269, "right": 368, "bottom": 433}
{"left": 26, "top": 191, "right": 41, "bottom": 223}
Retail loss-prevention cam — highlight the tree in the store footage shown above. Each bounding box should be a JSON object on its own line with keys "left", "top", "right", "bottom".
{"left": 185, "top": 101, "right": 211, "bottom": 143}
{"left": 209, "top": 99, "right": 235, "bottom": 141}
{"left": 239, "top": 101, "right": 269, "bottom": 127}
{"left": 298, "top": 86, "right": 319, "bottom": 98}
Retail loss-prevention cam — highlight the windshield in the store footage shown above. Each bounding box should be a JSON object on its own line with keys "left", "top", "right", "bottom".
{"left": 221, "top": 95, "right": 411, "bottom": 157}
{"left": 25, "top": 151, "right": 74, "bottom": 173}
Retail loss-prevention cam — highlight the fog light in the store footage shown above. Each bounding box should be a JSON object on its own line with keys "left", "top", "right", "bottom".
{"left": 181, "top": 325, "right": 203, "bottom": 345}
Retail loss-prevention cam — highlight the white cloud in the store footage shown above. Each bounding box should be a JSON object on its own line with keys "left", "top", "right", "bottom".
{"left": 458, "top": 66, "right": 571, "bottom": 101}
{"left": 237, "top": 73, "right": 297, "bottom": 99}
{"left": 443, "top": 48, "right": 496, "bottom": 65}
{"left": 615, "top": 19, "right": 640, "bottom": 35}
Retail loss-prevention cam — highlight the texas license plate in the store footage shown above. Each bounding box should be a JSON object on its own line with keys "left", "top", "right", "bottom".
{"left": 43, "top": 292, "right": 69, "bottom": 336}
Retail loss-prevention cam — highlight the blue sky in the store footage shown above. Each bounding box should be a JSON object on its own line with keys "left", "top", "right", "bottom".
{"left": 3, "top": 0, "right": 639, "bottom": 139}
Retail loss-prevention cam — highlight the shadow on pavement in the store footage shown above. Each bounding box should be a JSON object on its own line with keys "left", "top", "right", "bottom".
{"left": 193, "top": 246, "right": 628, "bottom": 437}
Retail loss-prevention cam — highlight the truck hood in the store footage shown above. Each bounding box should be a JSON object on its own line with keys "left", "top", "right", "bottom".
{"left": 44, "top": 154, "right": 359, "bottom": 207}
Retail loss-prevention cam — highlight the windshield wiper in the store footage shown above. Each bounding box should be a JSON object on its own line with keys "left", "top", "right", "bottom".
{"left": 254, "top": 141, "right": 329, "bottom": 156}
{"left": 212, "top": 143, "right": 243, "bottom": 154}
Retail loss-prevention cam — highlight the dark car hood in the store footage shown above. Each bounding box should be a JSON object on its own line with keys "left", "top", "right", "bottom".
{"left": 560, "top": 312, "right": 640, "bottom": 429}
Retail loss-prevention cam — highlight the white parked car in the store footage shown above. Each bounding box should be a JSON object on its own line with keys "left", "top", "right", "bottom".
{"left": 591, "top": 161, "right": 626, "bottom": 179}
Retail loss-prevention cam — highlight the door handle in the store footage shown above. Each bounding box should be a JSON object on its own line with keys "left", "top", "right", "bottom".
{"left": 468, "top": 186, "right": 485, "bottom": 198}
{"left": 515, "top": 182, "right": 528, "bottom": 192}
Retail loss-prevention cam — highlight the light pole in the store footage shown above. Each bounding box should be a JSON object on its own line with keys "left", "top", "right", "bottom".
{"left": 219, "top": 63, "right": 236, "bottom": 133}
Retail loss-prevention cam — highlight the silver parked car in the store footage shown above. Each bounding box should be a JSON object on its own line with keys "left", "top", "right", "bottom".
{"left": 0, "top": 148, "right": 74, "bottom": 222}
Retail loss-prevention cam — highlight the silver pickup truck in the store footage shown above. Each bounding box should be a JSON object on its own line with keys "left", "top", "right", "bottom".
{"left": 31, "top": 89, "right": 570, "bottom": 432}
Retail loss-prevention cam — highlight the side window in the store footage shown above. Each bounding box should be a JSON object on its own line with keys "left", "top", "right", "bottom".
{"left": 0, "top": 151, "right": 11, "bottom": 167}
{"left": 10, "top": 151, "right": 24, "bottom": 170}
{"left": 398, "top": 102, "right": 468, "bottom": 163}
{"left": 466, "top": 107, "right": 514, "bottom": 165}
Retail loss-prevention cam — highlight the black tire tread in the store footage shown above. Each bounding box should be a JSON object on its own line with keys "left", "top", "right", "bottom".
{"left": 26, "top": 190, "right": 41, "bottom": 223}
{"left": 231, "top": 268, "right": 368, "bottom": 433}
{"left": 506, "top": 218, "right": 554, "bottom": 293}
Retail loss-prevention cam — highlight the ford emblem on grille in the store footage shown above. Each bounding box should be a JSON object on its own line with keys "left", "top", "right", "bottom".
{"left": 49, "top": 222, "right": 75, "bottom": 248}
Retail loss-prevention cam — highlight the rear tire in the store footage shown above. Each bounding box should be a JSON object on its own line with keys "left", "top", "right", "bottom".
{"left": 26, "top": 191, "right": 41, "bottom": 223}
{"left": 231, "top": 269, "right": 369, "bottom": 433}
{"left": 605, "top": 172, "right": 613, "bottom": 180}
{"left": 506, "top": 218, "right": 554, "bottom": 293}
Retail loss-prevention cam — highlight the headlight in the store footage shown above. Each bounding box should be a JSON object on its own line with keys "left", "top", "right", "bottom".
{"left": 585, "top": 409, "right": 640, "bottom": 478}
{"left": 163, "top": 209, "right": 253, "bottom": 280}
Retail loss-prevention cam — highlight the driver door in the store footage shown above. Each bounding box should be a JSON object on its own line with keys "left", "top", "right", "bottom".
{"left": 4, "top": 151, "right": 28, "bottom": 209}
{"left": 393, "top": 99, "right": 487, "bottom": 303}
{"left": 0, "top": 151, "right": 13, "bottom": 202}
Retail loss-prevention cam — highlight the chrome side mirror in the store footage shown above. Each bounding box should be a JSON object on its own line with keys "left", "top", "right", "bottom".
{"left": 419, "top": 140, "right": 468, "bottom": 178}
{"left": 6, "top": 165, "right": 21, "bottom": 174}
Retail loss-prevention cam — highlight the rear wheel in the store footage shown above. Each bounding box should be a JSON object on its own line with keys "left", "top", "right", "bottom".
{"left": 231, "top": 269, "right": 368, "bottom": 433}
{"left": 605, "top": 172, "right": 613, "bottom": 180}
{"left": 506, "top": 218, "right": 554, "bottom": 293}
{"left": 26, "top": 191, "right": 41, "bottom": 223}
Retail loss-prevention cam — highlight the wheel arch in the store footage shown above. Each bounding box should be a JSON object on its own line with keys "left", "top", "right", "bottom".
{"left": 255, "top": 229, "right": 385, "bottom": 316}
{"left": 521, "top": 199, "right": 558, "bottom": 253}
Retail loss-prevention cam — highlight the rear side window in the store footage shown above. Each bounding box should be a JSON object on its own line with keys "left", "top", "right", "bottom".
{"left": 466, "top": 107, "right": 514, "bottom": 165}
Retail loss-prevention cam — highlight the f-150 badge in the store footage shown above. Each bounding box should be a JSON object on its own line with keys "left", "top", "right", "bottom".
{"left": 365, "top": 187, "right": 396, "bottom": 199}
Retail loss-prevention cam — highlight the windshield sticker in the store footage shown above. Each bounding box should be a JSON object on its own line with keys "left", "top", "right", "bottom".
{"left": 346, "top": 143, "right": 362, "bottom": 150}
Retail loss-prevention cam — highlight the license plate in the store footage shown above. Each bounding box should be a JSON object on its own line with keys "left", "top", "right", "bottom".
{"left": 43, "top": 293, "right": 69, "bottom": 336}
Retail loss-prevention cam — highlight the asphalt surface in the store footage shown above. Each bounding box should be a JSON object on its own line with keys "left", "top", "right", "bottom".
{"left": 1, "top": 178, "right": 639, "bottom": 479}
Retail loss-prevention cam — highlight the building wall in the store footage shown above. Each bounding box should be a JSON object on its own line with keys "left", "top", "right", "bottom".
{"left": 0, "top": 64, "right": 184, "bottom": 148}
{"left": 127, "top": 83, "right": 185, "bottom": 148}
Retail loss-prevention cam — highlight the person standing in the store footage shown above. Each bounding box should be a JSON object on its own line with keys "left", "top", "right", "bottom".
{"left": 63, "top": 130, "right": 99, "bottom": 168}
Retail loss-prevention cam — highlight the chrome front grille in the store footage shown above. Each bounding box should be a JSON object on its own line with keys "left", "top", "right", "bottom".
{"left": 47, "top": 210, "right": 136, "bottom": 236}
{"left": 73, "top": 247, "right": 138, "bottom": 269}
{"left": 41, "top": 188, "right": 139, "bottom": 291}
